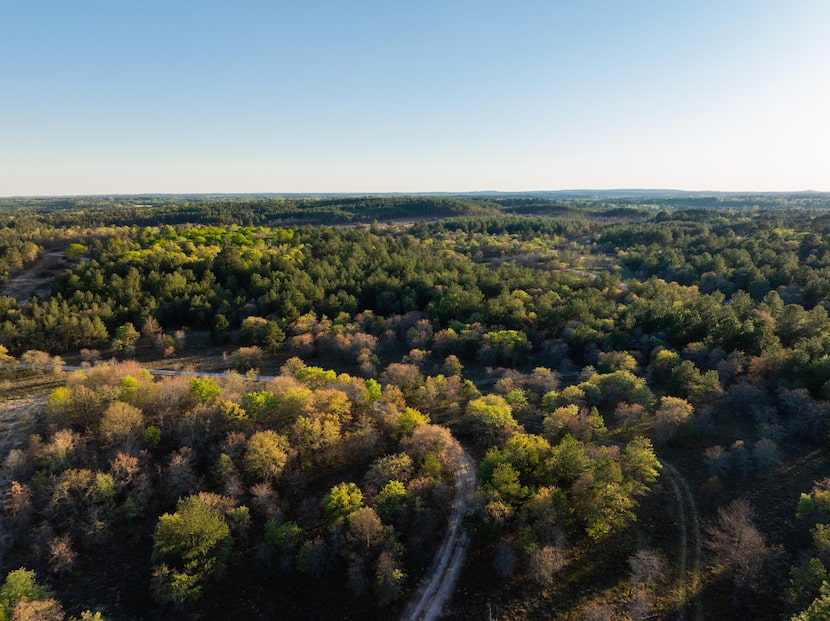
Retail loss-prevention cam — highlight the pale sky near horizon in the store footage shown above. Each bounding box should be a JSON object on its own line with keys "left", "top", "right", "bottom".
{"left": 1, "top": 1, "right": 828, "bottom": 196}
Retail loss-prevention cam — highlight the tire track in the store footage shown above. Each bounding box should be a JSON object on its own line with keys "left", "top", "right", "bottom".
{"left": 660, "top": 460, "right": 703, "bottom": 621}
{"left": 401, "top": 449, "right": 476, "bottom": 621}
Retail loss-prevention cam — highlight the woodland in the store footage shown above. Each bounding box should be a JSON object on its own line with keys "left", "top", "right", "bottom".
{"left": 1, "top": 193, "right": 830, "bottom": 619}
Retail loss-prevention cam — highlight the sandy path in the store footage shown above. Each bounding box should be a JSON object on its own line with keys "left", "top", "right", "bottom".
{"left": 401, "top": 449, "right": 476, "bottom": 621}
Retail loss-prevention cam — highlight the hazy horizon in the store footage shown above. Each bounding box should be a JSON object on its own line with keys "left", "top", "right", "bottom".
{"left": 2, "top": 188, "right": 829, "bottom": 200}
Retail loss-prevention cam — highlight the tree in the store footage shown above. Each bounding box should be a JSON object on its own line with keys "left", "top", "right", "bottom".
{"left": 7, "top": 598, "right": 65, "bottom": 621}
{"left": 628, "top": 548, "right": 666, "bottom": 590}
{"left": 20, "top": 350, "right": 63, "bottom": 376}
{"left": 323, "top": 482, "right": 363, "bottom": 521}
{"left": 47, "top": 533, "right": 77, "bottom": 578}
{"left": 491, "top": 462, "right": 528, "bottom": 506}
{"left": 397, "top": 407, "right": 429, "bottom": 438}
{"left": 529, "top": 544, "right": 566, "bottom": 586}
{"left": 99, "top": 402, "right": 144, "bottom": 447}
{"left": 64, "top": 243, "right": 87, "bottom": 259}
{"left": 705, "top": 498, "right": 776, "bottom": 587}
{"left": 400, "top": 423, "right": 461, "bottom": 474}
{"left": 704, "top": 445, "right": 730, "bottom": 477}
{"left": 442, "top": 354, "right": 463, "bottom": 377}
{"left": 112, "top": 322, "right": 140, "bottom": 356}
{"left": 374, "top": 550, "right": 405, "bottom": 605}
{"left": 479, "top": 329, "right": 531, "bottom": 365}
{"left": 151, "top": 495, "right": 232, "bottom": 605}
{"left": 465, "top": 395, "right": 519, "bottom": 447}
{"left": 597, "top": 351, "right": 637, "bottom": 373}
{"left": 579, "top": 370, "right": 653, "bottom": 411}
{"left": 571, "top": 464, "right": 636, "bottom": 540}
{"left": 789, "top": 558, "right": 830, "bottom": 611}
{"left": 543, "top": 404, "right": 604, "bottom": 442}
{"left": 229, "top": 346, "right": 264, "bottom": 372}
{"left": 548, "top": 434, "right": 591, "bottom": 486}
{"left": 3, "top": 482, "right": 33, "bottom": 531}
{"left": 622, "top": 437, "right": 661, "bottom": 495}
{"left": 0, "top": 345, "right": 15, "bottom": 375}
{"left": 0, "top": 569, "right": 51, "bottom": 620}
{"left": 670, "top": 360, "right": 721, "bottom": 405}
{"left": 791, "top": 581, "right": 830, "bottom": 621}
{"left": 240, "top": 316, "right": 284, "bottom": 354}
{"left": 141, "top": 316, "right": 163, "bottom": 350}
{"left": 797, "top": 479, "right": 830, "bottom": 525}
{"left": 374, "top": 480, "right": 409, "bottom": 523}
{"left": 243, "top": 431, "right": 290, "bottom": 483}
{"left": 654, "top": 396, "right": 694, "bottom": 444}
{"left": 211, "top": 314, "right": 230, "bottom": 343}
{"left": 753, "top": 438, "right": 781, "bottom": 476}
{"left": 189, "top": 377, "right": 221, "bottom": 405}
{"left": 347, "top": 507, "right": 385, "bottom": 550}
{"left": 364, "top": 453, "right": 414, "bottom": 493}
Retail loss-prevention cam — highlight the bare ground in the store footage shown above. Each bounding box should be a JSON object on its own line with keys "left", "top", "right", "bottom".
{"left": 2, "top": 250, "right": 71, "bottom": 303}
{"left": 0, "top": 396, "right": 42, "bottom": 462}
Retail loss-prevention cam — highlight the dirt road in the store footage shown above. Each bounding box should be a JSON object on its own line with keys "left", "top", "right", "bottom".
{"left": 661, "top": 459, "right": 703, "bottom": 621}
{"left": 401, "top": 449, "right": 476, "bottom": 621}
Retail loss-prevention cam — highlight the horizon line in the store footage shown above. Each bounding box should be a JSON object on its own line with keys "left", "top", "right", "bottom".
{"left": 2, "top": 188, "right": 828, "bottom": 200}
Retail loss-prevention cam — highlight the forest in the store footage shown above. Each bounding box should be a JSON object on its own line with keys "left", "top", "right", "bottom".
{"left": 2, "top": 193, "right": 830, "bottom": 619}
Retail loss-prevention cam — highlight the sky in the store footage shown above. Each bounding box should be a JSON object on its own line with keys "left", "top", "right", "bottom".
{"left": 1, "top": 1, "right": 828, "bottom": 195}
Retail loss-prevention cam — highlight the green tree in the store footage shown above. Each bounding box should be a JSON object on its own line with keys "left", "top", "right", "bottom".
{"left": 151, "top": 495, "right": 232, "bottom": 605}
{"left": 791, "top": 581, "right": 830, "bottom": 620}
{"left": 211, "top": 314, "right": 230, "bottom": 343}
{"left": 790, "top": 558, "right": 830, "bottom": 609}
{"left": 64, "top": 243, "right": 88, "bottom": 259}
{"left": 397, "top": 407, "right": 429, "bottom": 438}
{"left": 374, "top": 480, "right": 409, "bottom": 523}
{"left": 112, "top": 322, "right": 140, "bottom": 355}
{"left": 0, "top": 345, "right": 16, "bottom": 375}
{"left": 189, "top": 377, "right": 221, "bottom": 405}
{"left": 323, "top": 482, "right": 364, "bottom": 521}
{"left": 465, "top": 395, "right": 518, "bottom": 446}
{"left": 622, "top": 437, "right": 662, "bottom": 495}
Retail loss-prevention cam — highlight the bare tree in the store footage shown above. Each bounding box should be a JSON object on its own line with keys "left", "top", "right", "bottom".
{"left": 705, "top": 498, "right": 778, "bottom": 587}
{"left": 704, "top": 445, "right": 730, "bottom": 477}
{"left": 529, "top": 544, "right": 566, "bottom": 587}
{"left": 491, "top": 540, "right": 515, "bottom": 578}
{"left": 628, "top": 548, "right": 666, "bottom": 591}
{"left": 141, "top": 316, "right": 163, "bottom": 350}
{"left": 165, "top": 447, "right": 199, "bottom": 503}
{"left": 753, "top": 439, "right": 781, "bottom": 476}
{"left": 48, "top": 533, "right": 77, "bottom": 578}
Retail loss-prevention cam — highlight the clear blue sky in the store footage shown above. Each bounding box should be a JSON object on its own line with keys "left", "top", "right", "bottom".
{"left": 1, "top": 1, "right": 828, "bottom": 195}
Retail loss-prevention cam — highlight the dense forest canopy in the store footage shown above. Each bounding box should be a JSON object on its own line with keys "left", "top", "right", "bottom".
{"left": 2, "top": 193, "right": 830, "bottom": 619}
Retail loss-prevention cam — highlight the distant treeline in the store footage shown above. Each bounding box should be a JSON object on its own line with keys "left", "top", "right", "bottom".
{"left": 1, "top": 193, "right": 829, "bottom": 231}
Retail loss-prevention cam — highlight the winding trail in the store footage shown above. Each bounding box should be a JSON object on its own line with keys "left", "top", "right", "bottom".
{"left": 660, "top": 460, "right": 703, "bottom": 621}
{"left": 401, "top": 449, "right": 476, "bottom": 621}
